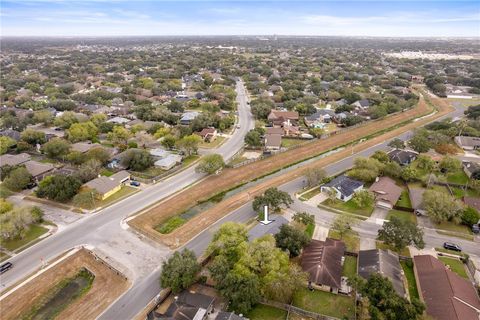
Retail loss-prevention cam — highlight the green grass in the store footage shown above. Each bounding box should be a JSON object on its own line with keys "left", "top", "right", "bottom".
{"left": 0, "top": 185, "right": 13, "bottom": 198}
{"left": 438, "top": 257, "right": 469, "bottom": 279}
{"left": 435, "top": 247, "right": 469, "bottom": 258}
{"left": 386, "top": 210, "right": 417, "bottom": 224}
{"left": 0, "top": 224, "right": 49, "bottom": 252}
{"left": 323, "top": 198, "right": 374, "bottom": 217}
{"left": 100, "top": 168, "right": 114, "bottom": 177}
{"left": 342, "top": 256, "right": 357, "bottom": 279}
{"left": 328, "top": 230, "right": 360, "bottom": 252}
{"left": 376, "top": 241, "right": 410, "bottom": 257}
{"left": 199, "top": 136, "right": 226, "bottom": 149}
{"left": 400, "top": 260, "right": 419, "bottom": 300}
{"left": 155, "top": 216, "right": 187, "bottom": 234}
{"left": 77, "top": 186, "right": 138, "bottom": 210}
{"left": 0, "top": 251, "right": 11, "bottom": 262}
{"left": 292, "top": 288, "right": 355, "bottom": 320}
{"left": 228, "top": 156, "right": 247, "bottom": 167}
{"left": 434, "top": 221, "right": 473, "bottom": 236}
{"left": 396, "top": 190, "right": 412, "bottom": 208}
{"left": 300, "top": 187, "right": 321, "bottom": 201}
{"left": 446, "top": 171, "right": 469, "bottom": 185}
{"left": 246, "top": 304, "right": 287, "bottom": 320}
{"left": 182, "top": 154, "right": 200, "bottom": 167}
{"left": 305, "top": 223, "right": 315, "bottom": 238}
{"left": 281, "top": 138, "right": 306, "bottom": 149}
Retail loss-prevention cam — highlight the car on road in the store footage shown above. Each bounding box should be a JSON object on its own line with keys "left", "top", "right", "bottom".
{"left": 0, "top": 262, "right": 13, "bottom": 274}
{"left": 130, "top": 181, "right": 141, "bottom": 187}
{"left": 443, "top": 242, "right": 462, "bottom": 252}
{"left": 473, "top": 223, "right": 479, "bottom": 234}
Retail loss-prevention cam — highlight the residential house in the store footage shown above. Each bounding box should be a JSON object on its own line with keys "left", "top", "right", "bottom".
{"left": 282, "top": 120, "right": 301, "bottom": 137}
{"left": 0, "top": 153, "right": 31, "bottom": 167}
{"left": 358, "top": 249, "right": 406, "bottom": 297}
{"left": 321, "top": 175, "right": 364, "bottom": 202}
{"left": 148, "top": 290, "right": 215, "bottom": 320}
{"left": 264, "top": 133, "right": 282, "bottom": 151}
{"left": 0, "top": 129, "right": 21, "bottom": 141}
{"left": 24, "top": 161, "right": 55, "bottom": 182}
{"left": 107, "top": 116, "right": 130, "bottom": 125}
{"left": 265, "top": 127, "right": 283, "bottom": 135}
{"left": 352, "top": 99, "right": 370, "bottom": 110}
{"left": 267, "top": 110, "right": 299, "bottom": 127}
{"left": 413, "top": 255, "right": 480, "bottom": 320}
{"left": 408, "top": 186, "right": 426, "bottom": 216}
{"left": 154, "top": 154, "right": 182, "bottom": 170}
{"left": 71, "top": 142, "right": 102, "bottom": 154}
{"left": 411, "top": 75, "right": 425, "bottom": 83}
{"left": 195, "top": 127, "right": 217, "bottom": 142}
{"left": 455, "top": 136, "right": 480, "bottom": 151}
{"left": 180, "top": 112, "right": 200, "bottom": 125}
{"left": 388, "top": 149, "right": 418, "bottom": 166}
{"left": 82, "top": 170, "right": 130, "bottom": 200}
{"left": 149, "top": 148, "right": 170, "bottom": 158}
{"left": 369, "top": 176, "right": 403, "bottom": 209}
{"left": 301, "top": 238, "right": 346, "bottom": 294}
{"left": 463, "top": 161, "right": 480, "bottom": 178}
{"left": 305, "top": 109, "right": 335, "bottom": 128}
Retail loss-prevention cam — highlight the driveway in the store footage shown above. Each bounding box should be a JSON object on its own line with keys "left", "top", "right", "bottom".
{"left": 367, "top": 207, "right": 389, "bottom": 225}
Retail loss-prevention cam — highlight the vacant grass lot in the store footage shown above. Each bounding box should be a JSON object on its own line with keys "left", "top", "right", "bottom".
{"left": 323, "top": 198, "right": 374, "bottom": 217}
{"left": 0, "top": 224, "right": 49, "bottom": 252}
{"left": 246, "top": 304, "right": 287, "bottom": 320}
{"left": 386, "top": 210, "right": 417, "bottom": 224}
{"left": 400, "top": 260, "right": 419, "bottom": 300}
{"left": 438, "top": 257, "right": 468, "bottom": 279}
{"left": 292, "top": 288, "right": 355, "bottom": 319}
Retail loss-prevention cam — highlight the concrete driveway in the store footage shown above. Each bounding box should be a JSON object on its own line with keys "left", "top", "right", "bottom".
{"left": 367, "top": 207, "right": 389, "bottom": 225}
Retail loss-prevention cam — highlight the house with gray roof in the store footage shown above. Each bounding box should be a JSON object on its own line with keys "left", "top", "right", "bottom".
{"left": 82, "top": 170, "right": 130, "bottom": 200}
{"left": 180, "top": 112, "right": 200, "bottom": 125}
{"left": 388, "top": 149, "right": 418, "bottom": 166}
{"left": 358, "top": 249, "right": 406, "bottom": 297}
{"left": 0, "top": 153, "right": 31, "bottom": 167}
{"left": 321, "top": 175, "right": 364, "bottom": 202}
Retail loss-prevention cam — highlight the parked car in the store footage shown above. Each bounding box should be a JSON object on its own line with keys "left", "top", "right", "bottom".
{"left": 473, "top": 224, "right": 480, "bottom": 234}
{"left": 130, "top": 181, "right": 140, "bottom": 187}
{"left": 0, "top": 262, "right": 13, "bottom": 274}
{"left": 443, "top": 242, "right": 462, "bottom": 252}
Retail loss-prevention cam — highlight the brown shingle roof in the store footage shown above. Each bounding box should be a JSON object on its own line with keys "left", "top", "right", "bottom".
{"left": 369, "top": 177, "right": 403, "bottom": 206}
{"left": 301, "top": 238, "right": 345, "bottom": 289}
{"left": 414, "top": 255, "right": 480, "bottom": 320}
{"left": 0, "top": 153, "right": 31, "bottom": 167}
{"left": 265, "top": 134, "right": 281, "bottom": 148}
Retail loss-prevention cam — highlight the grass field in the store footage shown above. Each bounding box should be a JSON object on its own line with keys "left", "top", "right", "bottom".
{"left": 396, "top": 190, "right": 412, "bottom": 208}
{"left": 439, "top": 257, "right": 468, "bottom": 279}
{"left": 0, "top": 224, "right": 49, "bottom": 252}
{"left": 446, "top": 171, "right": 469, "bottom": 185}
{"left": 246, "top": 304, "right": 286, "bottom": 320}
{"left": 292, "top": 288, "right": 355, "bottom": 319}
{"left": 329, "top": 230, "right": 360, "bottom": 252}
{"left": 199, "top": 136, "right": 226, "bottom": 149}
{"left": 386, "top": 210, "right": 417, "bottom": 224}
{"left": 323, "top": 198, "right": 374, "bottom": 217}
{"left": 434, "top": 221, "right": 473, "bottom": 237}
{"left": 400, "top": 260, "right": 419, "bottom": 300}
{"left": 155, "top": 216, "right": 187, "bottom": 234}
{"left": 281, "top": 138, "right": 307, "bottom": 149}
{"left": 305, "top": 223, "right": 315, "bottom": 238}
{"left": 342, "top": 256, "right": 358, "bottom": 279}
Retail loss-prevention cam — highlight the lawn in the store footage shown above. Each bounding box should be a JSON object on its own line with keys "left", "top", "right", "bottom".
{"left": 434, "top": 221, "right": 473, "bottom": 237}
{"left": 0, "top": 185, "right": 13, "bottom": 198}
{"left": 342, "top": 256, "right": 358, "bottom": 279}
{"left": 328, "top": 230, "right": 360, "bottom": 252}
{"left": 155, "top": 216, "right": 187, "bottom": 234}
{"left": 292, "top": 288, "right": 355, "bottom": 320}
{"left": 323, "top": 198, "right": 374, "bottom": 217}
{"left": 446, "top": 170, "right": 469, "bottom": 185}
{"left": 305, "top": 223, "right": 315, "bottom": 238}
{"left": 299, "top": 187, "right": 321, "bottom": 201}
{"left": 181, "top": 155, "right": 200, "bottom": 168}
{"left": 376, "top": 241, "right": 410, "bottom": 257}
{"left": 76, "top": 186, "right": 138, "bottom": 210}
{"left": 228, "top": 156, "right": 247, "bottom": 167}
{"left": 395, "top": 190, "right": 412, "bottom": 208}
{"left": 400, "top": 260, "right": 419, "bottom": 300}
{"left": 199, "top": 136, "right": 226, "bottom": 149}
{"left": 0, "top": 224, "right": 49, "bottom": 252}
{"left": 386, "top": 210, "right": 417, "bottom": 224}
{"left": 100, "top": 168, "right": 114, "bottom": 177}
{"left": 246, "top": 304, "right": 287, "bottom": 320}
{"left": 438, "top": 257, "right": 469, "bottom": 279}
{"left": 281, "top": 138, "right": 307, "bottom": 149}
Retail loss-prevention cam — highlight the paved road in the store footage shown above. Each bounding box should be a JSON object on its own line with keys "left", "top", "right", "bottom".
{"left": 0, "top": 79, "right": 254, "bottom": 319}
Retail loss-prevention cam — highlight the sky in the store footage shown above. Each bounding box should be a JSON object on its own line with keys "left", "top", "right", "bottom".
{"left": 1, "top": 0, "right": 479, "bottom": 37}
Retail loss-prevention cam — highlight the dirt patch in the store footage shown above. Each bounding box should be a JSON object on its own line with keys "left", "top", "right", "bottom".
{"left": 129, "top": 90, "right": 453, "bottom": 248}
{"left": 0, "top": 248, "right": 130, "bottom": 320}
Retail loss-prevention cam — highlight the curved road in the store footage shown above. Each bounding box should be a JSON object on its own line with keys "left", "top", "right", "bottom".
{"left": 0, "top": 79, "right": 254, "bottom": 319}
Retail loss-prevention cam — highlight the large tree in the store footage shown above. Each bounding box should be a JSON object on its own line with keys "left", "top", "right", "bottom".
{"left": 377, "top": 216, "right": 424, "bottom": 250}
{"left": 274, "top": 224, "right": 310, "bottom": 257}
{"left": 331, "top": 214, "right": 358, "bottom": 240}
{"left": 304, "top": 167, "right": 327, "bottom": 188}
{"left": 176, "top": 134, "right": 202, "bottom": 156}
{"left": 121, "top": 149, "right": 153, "bottom": 171}
{"left": 423, "top": 190, "right": 463, "bottom": 223}
{"left": 0, "top": 136, "right": 16, "bottom": 155}
{"left": 160, "top": 249, "right": 200, "bottom": 294}
{"left": 36, "top": 175, "right": 82, "bottom": 202}
{"left": 252, "top": 187, "right": 293, "bottom": 214}
{"left": 196, "top": 154, "right": 225, "bottom": 175}
{"left": 42, "top": 138, "right": 71, "bottom": 159}
{"left": 3, "top": 166, "right": 32, "bottom": 191}
{"left": 244, "top": 129, "right": 264, "bottom": 147}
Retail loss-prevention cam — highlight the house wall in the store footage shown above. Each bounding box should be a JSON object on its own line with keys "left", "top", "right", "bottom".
{"left": 310, "top": 282, "right": 339, "bottom": 294}
{"left": 101, "top": 185, "right": 122, "bottom": 200}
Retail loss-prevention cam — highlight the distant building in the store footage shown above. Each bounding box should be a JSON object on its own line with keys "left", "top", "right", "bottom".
{"left": 352, "top": 99, "right": 370, "bottom": 110}
{"left": 388, "top": 149, "right": 418, "bottom": 166}
{"left": 82, "top": 170, "right": 130, "bottom": 200}
{"left": 454, "top": 136, "right": 480, "bottom": 151}
{"left": 195, "top": 127, "right": 217, "bottom": 142}
{"left": 148, "top": 290, "right": 215, "bottom": 320}
{"left": 411, "top": 75, "right": 424, "bottom": 83}
{"left": 267, "top": 110, "right": 299, "bottom": 126}
{"left": 321, "top": 175, "right": 364, "bottom": 202}
{"left": 180, "top": 112, "right": 200, "bottom": 125}
{"left": 71, "top": 142, "right": 102, "bottom": 154}
{"left": 154, "top": 154, "right": 182, "bottom": 170}
{"left": 463, "top": 161, "right": 480, "bottom": 178}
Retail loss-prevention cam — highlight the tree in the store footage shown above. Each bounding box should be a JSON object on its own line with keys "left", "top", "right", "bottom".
{"left": 67, "top": 121, "right": 98, "bottom": 142}
{"left": 370, "top": 150, "right": 389, "bottom": 163}
{"left": 304, "top": 167, "right": 327, "bottom": 188}
{"left": 408, "top": 132, "right": 431, "bottom": 153}
{"left": 21, "top": 129, "right": 46, "bottom": 146}
{"left": 352, "top": 190, "right": 375, "bottom": 208}
{"left": 54, "top": 111, "right": 80, "bottom": 129}
{"left": 121, "top": 149, "right": 153, "bottom": 171}
{"left": 401, "top": 166, "right": 419, "bottom": 182}
{"left": 107, "top": 125, "right": 132, "bottom": 146}
{"left": 461, "top": 206, "right": 480, "bottom": 226}
{"left": 439, "top": 156, "right": 461, "bottom": 173}
{"left": 465, "top": 105, "right": 480, "bottom": 119}
{"left": 160, "top": 249, "right": 200, "bottom": 294}
{"left": 423, "top": 190, "right": 463, "bottom": 223}
{"left": 3, "top": 166, "right": 32, "bottom": 191}
{"left": 176, "top": 134, "right": 202, "bottom": 156}
{"left": 72, "top": 190, "right": 97, "bottom": 209}
{"left": 33, "top": 110, "right": 54, "bottom": 125}
{"left": 0, "top": 206, "right": 44, "bottom": 240}
{"left": 36, "top": 175, "right": 82, "bottom": 202}
{"left": 274, "top": 224, "right": 310, "bottom": 257}
{"left": 161, "top": 134, "right": 176, "bottom": 150}
{"left": 331, "top": 214, "right": 358, "bottom": 239}
{"left": 388, "top": 138, "right": 405, "bottom": 149}
{"left": 85, "top": 147, "right": 111, "bottom": 164}
{"left": 75, "top": 159, "right": 102, "bottom": 183}
{"left": 196, "top": 154, "right": 225, "bottom": 175}
{"left": 415, "top": 155, "right": 435, "bottom": 173}
{"left": 292, "top": 212, "right": 315, "bottom": 226}
{"left": 347, "top": 157, "right": 384, "bottom": 183}
{"left": 251, "top": 101, "right": 273, "bottom": 120}
{"left": 252, "top": 187, "right": 293, "bottom": 214}
{"left": 244, "top": 129, "right": 263, "bottom": 147}
{"left": 377, "top": 216, "right": 425, "bottom": 250}
{"left": 0, "top": 199, "right": 13, "bottom": 214}
{"left": 382, "top": 161, "right": 402, "bottom": 179}
{"left": 0, "top": 136, "right": 16, "bottom": 154}
{"left": 42, "top": 138, "right": 71, "bottom": 159}
{"left": 207, "top": 222, "right": 249, "bottom": 265}
{"left": 216, "top": 268, "right": 260, "bottom": 315}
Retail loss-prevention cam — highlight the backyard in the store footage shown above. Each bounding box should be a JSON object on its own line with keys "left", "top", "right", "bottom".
{"left": 281, "top": 138, "right": 308, "bottom": 149}
{"left": 292, "top": 288, "right": 355, "bottom": 320}
{"left": 400, "top": 260, "right": 419, "bottom": 300}
{"left": 342, "top": 256, "right": 358, "bottom": 279}
{"left": 395, "top": 190, "right": 412, "bottom": 208}
{"left": 199, "top": 136, "right": 226, "bottom": 149}
{"left": 438, "top": 256, "right": 469, "bottom": 279}
{"left": 246, "top": 304, "right": 287, "bottom": 320}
